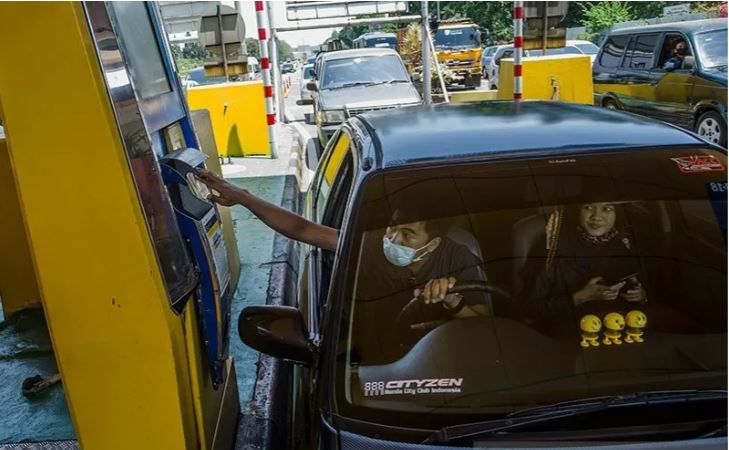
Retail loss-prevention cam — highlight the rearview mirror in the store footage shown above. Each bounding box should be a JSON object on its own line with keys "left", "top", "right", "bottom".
{"left": 306, "top": 80, "right": 318, "bottom": 91}
{"left": 239, "top": 305, "right": 316, "bottom": 365}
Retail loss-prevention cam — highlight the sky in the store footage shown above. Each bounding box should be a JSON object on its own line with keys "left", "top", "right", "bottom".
{"left": 233, "top": 1, "right": 344, "bottom": 48}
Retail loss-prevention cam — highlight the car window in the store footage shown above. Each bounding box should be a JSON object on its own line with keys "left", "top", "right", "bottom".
{"left": 696, "top": 29, "right": 728, "bottom": 69}
{"left": 598, "top": 35, "right": 629, "bottom": 69}
{"left": 656, "top": 33, "right": 691, "bottom": 69}
{"left": 622, "top": 33, "right": 659, "bottom": 70}
{"left": 336, "top": 148, "right": 726, "bottom": 428}
{"left": 575, "top": 42, "right": 599, "bottom": 54}
{"left": 320, "top": 54, "right": 408, "bottom": 89}
{"left": 303, "top": 65, "right": 315, "bottom": 79}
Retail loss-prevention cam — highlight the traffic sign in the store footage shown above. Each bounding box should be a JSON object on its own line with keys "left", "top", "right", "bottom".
{"left": 663, "top": 3, "right": 691, "bottom": 16}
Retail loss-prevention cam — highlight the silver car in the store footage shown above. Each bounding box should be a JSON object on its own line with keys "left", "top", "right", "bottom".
{"left": 308, "top": 48, "right": 421, "bottom": 147}
{"left": 299, "top": 63, "right": 315, "bottom": 104}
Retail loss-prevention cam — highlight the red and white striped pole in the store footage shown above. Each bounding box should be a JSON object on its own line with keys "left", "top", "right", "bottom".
{"left": 513, "top": 0, "right": 524, "bottom": 100}
{"left": 255, "top": 0, "right": 278, "bottom": 158}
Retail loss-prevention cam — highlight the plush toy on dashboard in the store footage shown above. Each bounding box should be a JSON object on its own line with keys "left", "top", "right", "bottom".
{"left": 579, "top": 314, "right": 602, "bottom": 348}
{"left": 602, "top": 312, "right": 625, "bottom": 345}
{"left": 624, "top": 310, "right": 647, "bottom": 343}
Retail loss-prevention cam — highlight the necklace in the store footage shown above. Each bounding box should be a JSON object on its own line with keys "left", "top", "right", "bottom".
{"left": 577, "top": 226, "right": 618, "bottom": 245}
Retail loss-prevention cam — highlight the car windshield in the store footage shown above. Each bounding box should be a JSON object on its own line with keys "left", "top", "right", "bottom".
{"left": 695, "top": 29, "right": 728, "bottom": 68}
{"left": 575, "top": 42, "right": 600, "bottom": 54}
{"left": 434, "top": 27, "right": 479, "bottom": 49}
{"left": 186, "top": 68, "right": 226, "bottom": 85}
{"left": 336, "top": 149, "right": 727, "bottom": 431}
{"left": 321, "top": 55, "right": 409, "bottom": 90}
{"left": 366, "top": 36, "right": 397, "bottom": 49}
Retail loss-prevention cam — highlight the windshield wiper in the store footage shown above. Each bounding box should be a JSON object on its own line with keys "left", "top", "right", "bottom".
{"left": 328, "top": 82, "right": 377, "bottom": 90}
{"left": 422, "top": 390, "right": 726, "bottom": 444}
{"left": 370, "top": 79, "right": 411, "bottom": 86}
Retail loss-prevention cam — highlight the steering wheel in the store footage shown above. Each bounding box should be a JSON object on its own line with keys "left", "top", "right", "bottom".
{"left": 396, "top": 280, "right": 512, "bottom": 333}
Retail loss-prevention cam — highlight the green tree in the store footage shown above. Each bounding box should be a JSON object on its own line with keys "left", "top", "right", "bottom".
{"left": 277, "top": 38, "right": 293, "bottom": 60}
{"left": 580, "top": 1, "right": 632, "bottom": 34}
{"left": 245, "top": 38, "right": 260, "bottom": 60}
{"left": 182, "top": 41, "right": 206, "bottom": 59}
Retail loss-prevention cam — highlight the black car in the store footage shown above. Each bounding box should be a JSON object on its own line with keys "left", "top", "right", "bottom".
{"left": 241, "top": 101, "right": 727, "bottom": 449}
{"left": 593, "top": 18, "right": 727, "bottom": 147}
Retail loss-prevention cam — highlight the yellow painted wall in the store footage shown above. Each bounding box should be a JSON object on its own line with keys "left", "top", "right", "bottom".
{"left": 498, "top": 55, "right": 594, "bottom": 104}
{"left": 0, "top": 137, "right": 42, "bottom": 317}
{"left": 0, "top": 3, "right": 197, "bottom": 448}
{"left": 186, "top": 81, "right": 270, "bottom": 157}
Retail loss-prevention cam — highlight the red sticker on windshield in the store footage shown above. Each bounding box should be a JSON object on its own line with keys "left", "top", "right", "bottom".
{"left": 671, "top": 155, "right": 725, "bottom": 174}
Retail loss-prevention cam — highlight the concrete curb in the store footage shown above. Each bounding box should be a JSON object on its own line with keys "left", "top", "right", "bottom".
{"left": 235, "top": 174, "right": 299, "bottom": 450}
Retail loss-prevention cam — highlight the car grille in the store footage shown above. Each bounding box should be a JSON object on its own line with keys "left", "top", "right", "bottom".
{"left": 346, "top": 104, "right": 399, "bottom": 117}
{"left": 446, "top": 59, "right": 474, "bottom": 67}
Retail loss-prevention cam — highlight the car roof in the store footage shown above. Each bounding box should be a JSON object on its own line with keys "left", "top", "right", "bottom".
{"left": 608, "top": 18, "right": 726, "bottom": 36}
{"left": 357, "top": 32, "right": 396, "bottom": 38}
{"left": 355, "top": 101, "right": 709, "bottom": 169}
{"left": 320, "top": 48, "right": 399, "bottom": 61}
{"left": 566, "top": 40, "right": 597, "bottom": 46}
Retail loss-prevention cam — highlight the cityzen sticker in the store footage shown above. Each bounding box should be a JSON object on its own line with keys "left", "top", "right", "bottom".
{"left": 363, "top": 378, "right": 463, "bottom": 397}
{"left": 671, "top": 155, "right": 725, "bottom": 174}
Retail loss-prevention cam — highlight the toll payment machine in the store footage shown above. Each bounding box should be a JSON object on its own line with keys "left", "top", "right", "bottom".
{"left": 0, "top": 3, "right": 240, "bottom": 449}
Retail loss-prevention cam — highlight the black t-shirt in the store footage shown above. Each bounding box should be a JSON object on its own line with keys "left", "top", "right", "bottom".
{"left": 353, "top": 234, "right": 491, "bottom": 365}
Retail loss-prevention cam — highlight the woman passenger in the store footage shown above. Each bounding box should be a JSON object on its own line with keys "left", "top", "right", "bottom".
{"left": 520, "top": 202, "right": 647, "bottom": 330}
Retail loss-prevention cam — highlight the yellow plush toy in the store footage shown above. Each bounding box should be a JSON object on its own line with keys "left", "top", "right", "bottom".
{"left": 602, "top": 312, "right": 625, "bottom": 345}
{"left": 624, "top": 310, "right": 647, "bottom": 343}
{"left": 579, "top": 314, "right": 602, "bottom": 348}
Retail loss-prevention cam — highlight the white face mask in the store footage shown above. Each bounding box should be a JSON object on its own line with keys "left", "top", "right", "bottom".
{"left": 382, "top": 236, "right": 435, "bottom": 267}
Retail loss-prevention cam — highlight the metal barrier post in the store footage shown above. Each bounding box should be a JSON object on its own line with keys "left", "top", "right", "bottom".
{"left": 255, "top": 0, "right": 278, "bottom": 158}
{"left": 513, "top": 1, "right": 524, "bottom": 100}
{"left": 421, "top": 1, "right": 431, "bottom": 105}
{"left": 267, "top": 2, "right": 286, "bottom": 124}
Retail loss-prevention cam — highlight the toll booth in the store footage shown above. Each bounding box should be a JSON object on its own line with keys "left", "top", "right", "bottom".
{"left": 0, "top": 3, "right": 240, "bottom": 449}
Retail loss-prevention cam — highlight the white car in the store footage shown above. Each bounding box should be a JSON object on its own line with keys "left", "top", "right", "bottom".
{"left": 528, "top": 39, "right": 600, "bottom": 63}
{"left": 299, "top": 63, "right": 315, "bottom": 104}
{"left": 487, "top": 45, "right": 526, "bottom": 90}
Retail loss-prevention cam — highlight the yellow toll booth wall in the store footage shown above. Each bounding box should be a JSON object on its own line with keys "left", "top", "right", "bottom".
{"left": 186, "top": 81, "right": 270, "bottom": 157}
{"left": 0, "top": 138, "right": 42, "bottom": 316}
{"left": 498, "top": 55, "right": 594, "bottom": 104}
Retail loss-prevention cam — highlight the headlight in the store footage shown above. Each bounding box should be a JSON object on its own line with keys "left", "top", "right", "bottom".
{"left": 318, "top": 110, "right": 346, "bottom": 124}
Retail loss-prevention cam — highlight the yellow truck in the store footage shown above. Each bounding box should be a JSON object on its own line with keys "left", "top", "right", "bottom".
{"left": 433, "top": 20, "right": 483, "bottom": 88}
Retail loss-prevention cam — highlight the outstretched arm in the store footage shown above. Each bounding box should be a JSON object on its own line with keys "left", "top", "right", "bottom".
{"left": 196, "top": 169, "right": 338, "bottom": 251}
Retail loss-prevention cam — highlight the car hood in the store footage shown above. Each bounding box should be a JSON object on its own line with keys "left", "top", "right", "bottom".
{"left": 700, "top": 67, "right": 728, "bottom": 86}
{"left": 319, "top": 83, "right": 421, "bottom": 110}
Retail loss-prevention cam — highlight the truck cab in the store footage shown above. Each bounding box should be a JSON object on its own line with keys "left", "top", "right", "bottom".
{"left": 433, "top": 20, "right": 483, "bottom": 88}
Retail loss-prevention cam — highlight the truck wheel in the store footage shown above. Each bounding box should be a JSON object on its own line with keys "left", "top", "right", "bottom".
{"left": 696, "top": 110, "right": 727, "bottom": 148}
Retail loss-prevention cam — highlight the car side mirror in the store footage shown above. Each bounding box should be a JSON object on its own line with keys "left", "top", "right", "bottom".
{"left": 239, "top": 305, "right": 316, "bottom": 366}
{"left": 411, "top": 72, "right": 421, "bottom": 82}
{"left": 682, "top": 55, "right": 696, "bottom": 71}
{"left": 306, "top": 80, "right": 318, "bottom": 91}
{"left": 495, "top": 57, "right": 501, "bottom": 66}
